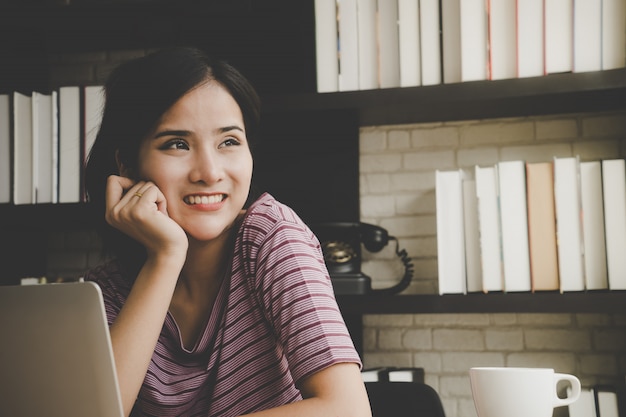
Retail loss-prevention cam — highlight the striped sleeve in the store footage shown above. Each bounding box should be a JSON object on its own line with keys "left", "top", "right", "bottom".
{"left": 246, "top": 200, "right": 361, "bottom": 384}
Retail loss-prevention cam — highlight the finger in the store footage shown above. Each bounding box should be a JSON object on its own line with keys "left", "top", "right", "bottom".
{"left": 106, "top": 175, "right": 137, "bottom": 211}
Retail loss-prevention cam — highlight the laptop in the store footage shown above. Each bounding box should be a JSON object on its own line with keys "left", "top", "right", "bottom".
{"left": 0, "top": 281, "right": 124, "bottom": 417}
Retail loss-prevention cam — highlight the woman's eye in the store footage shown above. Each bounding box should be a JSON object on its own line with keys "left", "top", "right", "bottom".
{"left": 161, "top": 139, "right": 189, "bottom": 150}
{"left": 220, "top": 138, "right": 241, "bottom": 148}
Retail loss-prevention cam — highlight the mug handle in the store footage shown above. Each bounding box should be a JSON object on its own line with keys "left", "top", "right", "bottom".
{"left": 552, "top": 373, "right": 581, "bottom": 407}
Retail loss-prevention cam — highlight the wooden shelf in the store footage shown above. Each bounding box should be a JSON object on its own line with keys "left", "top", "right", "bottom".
{"left": 261, "top": 68, "right": 626, "bottom": 126}
{"left": 337, "top": 292, "right": 626, "bottom": 315}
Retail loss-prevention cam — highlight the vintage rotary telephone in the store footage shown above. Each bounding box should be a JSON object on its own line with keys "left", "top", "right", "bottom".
{"left": 312, "top": 222, "right": 414, "bottom": 295}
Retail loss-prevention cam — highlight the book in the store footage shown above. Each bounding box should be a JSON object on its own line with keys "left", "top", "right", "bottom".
{"left": 497, "top": 160, "right": 531, "bottom": 292}
{"left": 83, "top": 85, "right": 104, "bottom": 201}
{"left": 361, "top": 367, "right": 390, "bottom": 382}
{"left": 594, "top": 385, "right": 621, "bottom": 417}
{"left": 568, "top": 387, "right": 597, "bottom": 417}
{"left": 488, "top": 0, "right": 517, "bottom": 80}
{"left": 338, "top": 0, "right": 360, "bottom": 91}
{"left": 436, "top": 169, "right": 466, "bottom": 295}
{"left": 553, "top": 156, "right": 585, "bottom": 292}
{"left": 387, "top": 367, "right": 425, "bottom": 383}
{"left": 419, "top": 0, "right": 442, "bottom": 86}
{"left": 441, "top": 0, "right": 462, "bottom": 84}
{"left": 32, "top": 92, "right": 55, "bottom": 204}
{"left": 601, "top": 159, "right": 626, "bottom": 290}
{"left": 544, "top": 0, "right": 573, "bottom": 74}
{"left": 573, "top": 0, "right": 602, "bottom": 73}
{"left": 361, "top": 367, "right": 425, "bottom": 383}
{"left": 377, "top": 0, "right": 400, "bottom": 88}
{"left": 58, "top": 86, "right": 81, "bottom": 204}
{"left": 13, "top": 91, "right": 33, "bottom": 205}
{"left": 526, "top": 162, "right": 559, "bottom": 292}
{"left": 51, "top": 91, "right": 59, "bottom": 204}
{"left": 0, "top": 94, "right": 10, "bottom": 204}
{"left": 357, "top": 0, "right": 378, "bottom": 90}
{"left": 463, "top": 173, "right": 482, "bottom": 293}
{"left": 579, "top": 161, "right": 608, "bottom": 290}
{"left": 602, "top": 0, "right": 626, "bottom": 70}
{"left": 516, "top": 0, "right": 544, "bottom": 77}
{"left": 398, "top": 0, "right": 421, "bottom": 87}
{"left": 475, "top": 165, "right": 503, "bottom": 293}
{"left": 460, "top": 0, "right": 488, "bottom": 82}
{"left": 314, "top": 0, "right": 340, "bottom": 93}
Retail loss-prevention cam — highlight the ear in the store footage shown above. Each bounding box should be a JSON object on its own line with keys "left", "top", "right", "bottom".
{"left": 115, "top": 149, "right": 134, "bottom": 178}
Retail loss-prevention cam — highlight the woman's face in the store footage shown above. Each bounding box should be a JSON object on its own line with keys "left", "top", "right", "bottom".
{"left": 136, "top": 80, "right": 253, "bottom": 242}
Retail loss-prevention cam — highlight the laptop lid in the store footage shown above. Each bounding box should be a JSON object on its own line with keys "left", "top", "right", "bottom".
{"left": 0, "top": 281, "right": 124, "bottom": 417}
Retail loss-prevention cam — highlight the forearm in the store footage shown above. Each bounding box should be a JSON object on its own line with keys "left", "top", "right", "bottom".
{"left": 109, "top": 255, "right": 184, "bottom": 417}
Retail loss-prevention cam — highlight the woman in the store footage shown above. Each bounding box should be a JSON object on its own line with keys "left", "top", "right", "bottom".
{"left": 84, "top": 47, "right": 371, "bottom": 417}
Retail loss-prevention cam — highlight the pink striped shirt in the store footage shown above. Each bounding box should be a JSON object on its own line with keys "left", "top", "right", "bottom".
{"left": 85, "top": 193, "right": 361, "bottom": 416}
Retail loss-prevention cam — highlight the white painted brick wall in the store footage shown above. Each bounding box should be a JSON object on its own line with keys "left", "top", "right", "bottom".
{"left": 359, "top": 111, "right": 626, "bottom": 417}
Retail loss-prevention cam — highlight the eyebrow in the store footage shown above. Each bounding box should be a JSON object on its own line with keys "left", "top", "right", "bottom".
{"left": 153, "top": 125, "right": 245, "bottom": 139}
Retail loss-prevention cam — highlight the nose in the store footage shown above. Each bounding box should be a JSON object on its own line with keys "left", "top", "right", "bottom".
{"left": 188, "top": 146, "right": 223, "bottom": 184}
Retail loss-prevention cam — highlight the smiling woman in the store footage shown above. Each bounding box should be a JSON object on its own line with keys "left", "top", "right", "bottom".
{"left": 83, "top": 47, "right": 371, "bottom": 417}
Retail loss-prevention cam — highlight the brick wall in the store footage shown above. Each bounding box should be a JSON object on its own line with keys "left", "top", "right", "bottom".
{"left": 42, "top": 50, "right": 626, "bottom": 417}
{"left": 359, "top": 111, "right": 626, "bottom": 417}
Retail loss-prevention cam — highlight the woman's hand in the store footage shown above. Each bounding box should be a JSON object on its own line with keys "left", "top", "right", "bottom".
{"left": 105, "top": 175, "right": 188, "bottom": 260}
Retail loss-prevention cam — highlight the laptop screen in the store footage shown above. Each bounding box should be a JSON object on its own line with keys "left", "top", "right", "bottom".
{"left": 0, "top": 281, "right": 124, "bottom": 417}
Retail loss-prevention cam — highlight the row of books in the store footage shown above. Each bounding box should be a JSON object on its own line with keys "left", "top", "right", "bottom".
{"left": 436, "top": 157, "right": 626, "bottom": 295}
{"left": 0, "top": 85, "right": 104, "bottom": 205}
{"left": 314, "top": 0, "right": 626, "bottom": 93}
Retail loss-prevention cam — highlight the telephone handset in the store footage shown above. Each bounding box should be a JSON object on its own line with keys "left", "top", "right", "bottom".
{"left": 312, "top": 222, "right": 414, "bottom": 295}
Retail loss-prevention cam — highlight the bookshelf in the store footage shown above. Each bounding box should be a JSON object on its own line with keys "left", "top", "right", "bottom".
{"left": 1, "top": 0, "right": 625, "bottom": 314}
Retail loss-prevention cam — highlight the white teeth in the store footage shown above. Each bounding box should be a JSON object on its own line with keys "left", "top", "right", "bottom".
{"left": 185, "top": 194, "right": 224, "bottom": 205}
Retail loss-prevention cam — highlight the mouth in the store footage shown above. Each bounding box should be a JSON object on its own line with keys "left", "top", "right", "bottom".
{"left": 183, "top": 194, "right": 226, "bottom": 205}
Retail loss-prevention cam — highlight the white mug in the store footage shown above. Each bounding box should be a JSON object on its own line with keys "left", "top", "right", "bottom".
{"left": 469, "top": 367, "right": 581, "bottom": 417}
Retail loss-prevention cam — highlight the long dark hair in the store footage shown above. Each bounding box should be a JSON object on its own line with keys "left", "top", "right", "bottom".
{"left": 85, "top": 46, "right": 261, "bottom": 274}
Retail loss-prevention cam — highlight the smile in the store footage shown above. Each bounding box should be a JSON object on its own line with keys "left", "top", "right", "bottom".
{"left": 184, "top": 194, "right": 226, "bottom": 205}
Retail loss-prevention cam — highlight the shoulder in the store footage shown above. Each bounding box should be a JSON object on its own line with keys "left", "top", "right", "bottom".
{"left": 240, "top": 193, "right": 316, "bottom": 244}
{"left": 83, "top": 259, "right": 132, "bottom": 306}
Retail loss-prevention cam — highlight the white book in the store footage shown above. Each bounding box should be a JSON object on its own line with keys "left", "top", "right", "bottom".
{"left": 475, "top": 165, "right": 503, "bottom": 292}
{"left": 497, "top": 161, "right": 531, "bottom": 292}
{"left": 32, "top": 92, "right": 54, "bottom": 204}
{"left": 83, "top": 86, "right": 104, "bottom": 165}
{"left": 13, "top": 92, "right": 33, "bottom": 205}
{"left": 544, "top": 0, "right": 573, "bottom": 74}
{"left": 377, "top": 0, "right": 400, "bottom": 88}
{"left": 461, "top": 0, "right": 488, "bottom": 82}
{"left": 573, "top": 0, "right": 602, "bottom": 73}
{"left": 602, "top": 0, "right": 626, "bottom": 70}
{"left": 463, "top": 173, "right": 482, "bottom": 293}
{"left": 568, "top": 387, "right": 597, "bottom": 417}
{"left": 602, "top": 159, "right": 626, "bottom": 290}
{"left": 420, "top": 0, "right": 442, "bottom": 85}
{"left": 357, "top": 0, "right": 378, "bottom": 90}
{"left": 314, "top": 0, "right": 339, "bottom": 93}
{"left": 488, "top": 0, "right": 517, "bottom": 80}
{"left": 517, "top": 0, "right": 544, "bottom": 77}
{"left": 0, "top": 94, "right": 10, "bottom": 204}
{"left": 398, "top": 0, "right": 421, "bottom": 87}
{"left": 436, "top": 169, "right": 466, "bottom": 295}
{"left": 596, "top": 388, "right": 620, "bottom": 417}
{"left": 579, "top": 161, "right": 608, "bottom": 290}
{"left": 553, "top": 157, "right": 585, "bottom": 292}
{"left": 441, "top": 0, "right": 462, "bottom": 84}
{"left": 51, "top": 91, "right": 59, "bottom": 203}
{"left": 58, "top": 86, "right": 81, "bottom": 204}
{"left": 338, "top": 0, "right": 360, "bottom": 91}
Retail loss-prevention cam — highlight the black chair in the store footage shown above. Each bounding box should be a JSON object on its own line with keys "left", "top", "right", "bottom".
{"left": 366, "top": 382, "right": 447, "bottom": 417}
